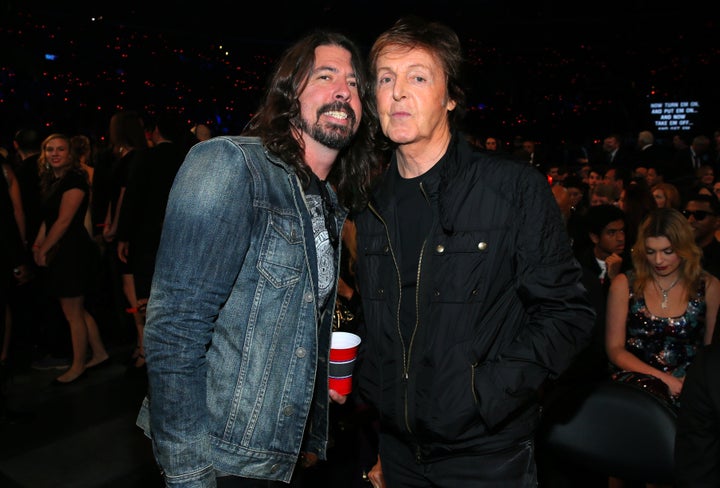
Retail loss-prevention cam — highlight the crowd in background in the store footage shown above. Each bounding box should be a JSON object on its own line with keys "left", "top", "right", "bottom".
{"left": 2, "top": 5, "right": 720, "bottom": 486}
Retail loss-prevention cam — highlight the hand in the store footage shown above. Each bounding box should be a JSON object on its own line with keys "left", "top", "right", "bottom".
{"left": 336, "top": 278, "right": 355, "bottom": 301}
{"left": 661, "top": 373, "right": 684, "bottom": 398}
{"left": 298, "top": 451, "right": 318, "bottom": 469}
{"left": 329, "top": 388, "right": 347, "bottom": 405}
{"left": 605, "top": 253, "right": 624, "bottom": 281}
{"left": 102, "top": 224, "right": 115, "bottom": 242}
{"left": 32, "top": 246, "right": 47, "bottom": 267}
{"left": 367, "top": 456, "right": 385, "bottom": 488}
{"left": 117, "top": 241, "right": 129, "bottom": 264}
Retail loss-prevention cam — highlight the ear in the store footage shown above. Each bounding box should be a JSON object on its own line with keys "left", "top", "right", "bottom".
{"left": 589, "top": 233, "right": 600, "bottom": 245}
{"left": 445, "top": 98, "right": 457, "bottom": 112}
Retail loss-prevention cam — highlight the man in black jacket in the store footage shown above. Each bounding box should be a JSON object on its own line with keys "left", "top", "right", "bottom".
{"left": 354, "top": 17, "right": 595, "bottom": 487}
{"left": 675, "top": 343, "right": 720, "bottom": 487}
{"left": 1, "top": 155, "right": 32, "bottom": 423}
{"left": 683, "top": 193, "right": 720, "bottom": 279}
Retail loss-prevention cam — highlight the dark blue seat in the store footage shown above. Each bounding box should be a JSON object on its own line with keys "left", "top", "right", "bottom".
{"left": 537, "top": 379, "right": 677, "bottom": 484}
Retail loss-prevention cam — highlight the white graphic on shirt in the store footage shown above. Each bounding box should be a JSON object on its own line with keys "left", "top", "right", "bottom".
{"left": 306, "top": 193, "right": 335, "bottom": 310}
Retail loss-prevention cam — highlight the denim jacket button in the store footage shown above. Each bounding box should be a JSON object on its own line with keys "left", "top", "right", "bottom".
{"left": 296, "top": 347, "right": 307, "bottom": 358}
{"left": 270, "top": 464, "right": 281, "bottom": 473}
{"left": 303, "top": 292, "right": 314, "bottom": 303}
{"left": 282, "top": 405, "right": 294, "bottom": 416}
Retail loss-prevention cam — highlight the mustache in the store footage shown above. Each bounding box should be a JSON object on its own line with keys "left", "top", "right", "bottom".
{"left": 317, "top": 101, "right": 356, "bottom": 125}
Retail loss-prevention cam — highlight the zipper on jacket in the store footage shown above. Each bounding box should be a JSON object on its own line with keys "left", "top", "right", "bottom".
{"left": 368, "top": 201, "right": 413, "bottom": 435}
{"left": 401, "top": 181, "right": 431, "bottom": 433}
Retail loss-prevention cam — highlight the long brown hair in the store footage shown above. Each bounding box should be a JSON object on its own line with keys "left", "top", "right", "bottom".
{"left": 651, "top": 182, "right": 681, "bottom": 210}
{"left": 243, "top": 30, "right": 380, "bottom": 212}
{"left": 631, "top": 208, "right": 704, "bottom": 300}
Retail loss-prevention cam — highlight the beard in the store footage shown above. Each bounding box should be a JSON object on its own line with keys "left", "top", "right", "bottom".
{"left": 298, "top": 101, "right": 357, "bottom": 150}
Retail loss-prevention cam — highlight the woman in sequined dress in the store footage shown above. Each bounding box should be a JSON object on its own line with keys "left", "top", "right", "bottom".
{"left": 606, "top": 208, "right": 719, "bottom": 402}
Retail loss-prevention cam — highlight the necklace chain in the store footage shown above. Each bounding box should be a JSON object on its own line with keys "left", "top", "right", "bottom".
{"left": 654, "top": 275, "right": 681, "bottom": 310}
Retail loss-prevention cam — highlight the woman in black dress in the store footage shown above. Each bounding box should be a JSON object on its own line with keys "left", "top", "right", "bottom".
{"left": 32, "top": 134, "right": 108, "bottom": 384}
{"left": 103, "top": 111, "right": 148, "bottom": 368}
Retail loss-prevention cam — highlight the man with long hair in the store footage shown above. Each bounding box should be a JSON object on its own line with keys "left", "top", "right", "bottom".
{"left": 138, "top": 30, "right": 380, "bottom": 487}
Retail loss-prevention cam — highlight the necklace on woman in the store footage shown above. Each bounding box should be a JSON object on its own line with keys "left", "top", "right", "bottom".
{"left": 654, "top": 275, "right": 681, "bottom": 310}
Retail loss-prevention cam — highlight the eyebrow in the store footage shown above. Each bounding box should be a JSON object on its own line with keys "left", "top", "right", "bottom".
{"left": 314, "top": 65, "right": 357, "bottom": 78}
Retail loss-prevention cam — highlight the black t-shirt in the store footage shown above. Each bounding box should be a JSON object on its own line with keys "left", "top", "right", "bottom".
{"left": 305, "top": 175, "right": 338, "bottom": 314}
{"left": 391, "top": 160, "right": 443, "bottom": 343}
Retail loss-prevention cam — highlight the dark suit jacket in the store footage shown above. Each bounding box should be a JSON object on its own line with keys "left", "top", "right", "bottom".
{"left": 1, "top": 163, "right": 26, "bottom": 294}
{"left": 589, "top": 147, "right": 633, "bottom": 169}
{"left": 635, "top": 144, "right": 672, "bottom": 168}
{"left": 701, "top": 238, "right": 720, "bottom": 280}
{"left": 13, "top": 154, "right": 42, "bottom": 246}
{"left": 675, "top": 343, "right": 720, "bottom": 487}
{"left": 669, "top": 147, "right": 700, "bottom": 192}
{"left": 552, "top": 248, "right": 615, "bottom": 386}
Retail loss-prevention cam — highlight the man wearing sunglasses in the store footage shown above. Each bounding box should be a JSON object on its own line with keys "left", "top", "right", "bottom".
{"left": 683, "top": 193, "right": 720, "bottom": 278}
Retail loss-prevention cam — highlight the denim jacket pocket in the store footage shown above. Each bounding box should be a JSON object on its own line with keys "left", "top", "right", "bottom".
{"left": 257, "top": 213, "right": 304, "bottom": 288}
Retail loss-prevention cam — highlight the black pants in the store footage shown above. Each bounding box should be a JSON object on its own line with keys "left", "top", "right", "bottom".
{"left": 379, "top": 433, "right": 537, "bottom": 488}
{"left": 216, "top": 467, "right": 314, "bottom": 488}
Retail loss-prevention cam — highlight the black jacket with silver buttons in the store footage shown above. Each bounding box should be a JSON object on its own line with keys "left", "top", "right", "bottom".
{"left": 354, "top": 131, "right": 596, "bottom": 458}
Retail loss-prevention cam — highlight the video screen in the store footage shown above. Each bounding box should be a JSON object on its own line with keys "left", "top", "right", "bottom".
{"left": 649, "top": 101, "right": 700, "bottom": 132}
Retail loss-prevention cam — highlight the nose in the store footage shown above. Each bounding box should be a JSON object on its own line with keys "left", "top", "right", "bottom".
{"left": 392, "top": 78, "right": 406, "bottom": 101}
{"left": 654, "top": 252, "right": 664, "bottom": 265}
{"left": 335, "top": 79, "right": 351, "bottom": 101}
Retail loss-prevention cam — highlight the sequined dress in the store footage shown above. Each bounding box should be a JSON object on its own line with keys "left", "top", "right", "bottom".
{"left": 625, "top": 272, "right": 707, "bottom": 378}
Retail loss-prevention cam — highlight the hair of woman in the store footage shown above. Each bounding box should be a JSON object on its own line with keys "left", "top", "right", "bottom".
{"left": 38, "top": 133, "right": 84, "bottom": 193}
{"left": 652, "top": 182, "right": 681, "bottom": 210}
{"left": 631, "top": 208, "right": 704, "bottom": 300}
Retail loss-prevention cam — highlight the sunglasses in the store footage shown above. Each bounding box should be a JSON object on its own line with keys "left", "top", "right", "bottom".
{"left": 682, "top": 210, "right": 715, "bottom": 221}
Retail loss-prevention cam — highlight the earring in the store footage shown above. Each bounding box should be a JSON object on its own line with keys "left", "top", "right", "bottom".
{"left": 45, "top": 162, "right": 50, "bottom": 170}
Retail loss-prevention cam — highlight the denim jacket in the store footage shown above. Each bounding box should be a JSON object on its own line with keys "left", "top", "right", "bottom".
{"left": 136, "top": 136, "right": 345, "bottom": 487}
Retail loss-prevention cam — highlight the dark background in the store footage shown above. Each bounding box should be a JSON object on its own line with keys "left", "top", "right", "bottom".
{"left": 1, "top": 0, "right": 717, "bottom": 159}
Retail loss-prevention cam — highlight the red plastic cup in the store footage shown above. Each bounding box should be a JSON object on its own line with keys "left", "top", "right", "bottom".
{"left": 328, "top": 331, "right": 362, "bottom": 395}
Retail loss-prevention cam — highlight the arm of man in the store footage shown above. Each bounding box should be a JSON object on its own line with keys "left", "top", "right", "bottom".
{"left": 473, "top": 167, "right": 596, "bottom": 429}
{"left": 143, "top": 139, "right": 253, "bottom": 486}
{"left": 703, "top": 274, "right": 719, "bottom": 345}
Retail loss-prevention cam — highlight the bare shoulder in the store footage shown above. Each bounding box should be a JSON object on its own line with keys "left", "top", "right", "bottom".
{"left": 703, "top": 272, "right": 720, "bottom": 298}
{"left": 610, "top": 272, "right": 630, "bottom": 289}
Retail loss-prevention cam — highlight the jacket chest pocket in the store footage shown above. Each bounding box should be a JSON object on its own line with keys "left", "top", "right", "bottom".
{"left": 257, "top": 213, "right": 304, "bottom": 288}
{"left": 427, "top": 228, "right": 509, "bottom": 303}
{"left": 359, "top": 232, "right": 394, "bottom": 301}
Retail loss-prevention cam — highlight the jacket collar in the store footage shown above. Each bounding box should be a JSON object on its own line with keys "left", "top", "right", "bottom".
{"left": 370, "top": 130, "right": 469, "bottom": 211}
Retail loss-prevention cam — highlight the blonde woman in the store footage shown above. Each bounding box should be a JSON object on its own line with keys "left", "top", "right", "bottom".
{"left": 651, "top": 182, "right": 681, "bottom": 210}
{"left": 32, "top": 134, "right": 108, "bottom": 384}
{"left": 606, "top": 208, "right": 718, "bottom": 401}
